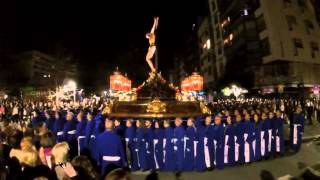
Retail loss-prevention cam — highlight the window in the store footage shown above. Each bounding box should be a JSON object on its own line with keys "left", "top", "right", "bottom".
{"left": 293, "top": 38, "right": 303, "bottom": 56}
{"left": 257, "top": 15, "right": 266, "bottom": 32}
{"left": 305, "top": 20, "right": 314, "bottom": 34}
{"left": 208, "top": 55, "right": 211, "bottom": 62}
{"left": 208, "top": 66, "right": 212, "bottom": 75}
{"left": 261, "top": 38, "right": 271, "bottom": 56}
{"left": 286, "top": 15, "right": 297, "bottom": 31}
{"left": 311, "top": 42, "right": 319, "bottom": 58}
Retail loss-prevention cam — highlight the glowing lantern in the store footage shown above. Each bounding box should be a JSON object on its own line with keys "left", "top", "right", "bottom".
{"left": 181, "top": 77, "right": 192, "bottom": 91}
{"left": 190, "top": 72, "right": 203, "bottom": 91}
{"left": 110, "top": 70, "right": 124, "bottom": 91}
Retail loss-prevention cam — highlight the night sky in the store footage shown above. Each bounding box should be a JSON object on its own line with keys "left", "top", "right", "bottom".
{"left": 0, "top": 0, "right": 207, "bottom": 90}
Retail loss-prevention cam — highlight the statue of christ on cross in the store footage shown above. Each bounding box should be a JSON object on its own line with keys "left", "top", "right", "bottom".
{"left": 145, "top": 17, "right": 159, "bottom": 72}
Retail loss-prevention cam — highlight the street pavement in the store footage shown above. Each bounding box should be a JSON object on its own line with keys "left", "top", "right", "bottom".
{"left": 131, "top": 124, "right": 320, "bottom": 180}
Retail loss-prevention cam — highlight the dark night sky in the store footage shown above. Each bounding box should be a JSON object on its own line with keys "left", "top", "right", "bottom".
{"left": 0, "top": 0, "right": 207, "bottom": 89}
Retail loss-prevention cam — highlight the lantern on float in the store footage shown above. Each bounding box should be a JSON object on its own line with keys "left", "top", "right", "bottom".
{"left": 110, "top": 70, "right": 124, "bottom": 91}
{"left": 123, "top": 77, "right": 132, "bottom": 91}
{"left": 181, "top": 77, "right": 191, "bottom": 91}
{"left": 190, "top": 72, "right": 203, "bottom": 91}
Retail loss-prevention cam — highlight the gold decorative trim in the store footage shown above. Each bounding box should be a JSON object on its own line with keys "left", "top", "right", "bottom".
{"left": 200, "top": 102, "right": 211, "bottom": 115}
{"left": 146, "top": 98, "right": 167, "bottom": 113}
{"left": 102, "top": 101, "right": 113, "bottom": 115}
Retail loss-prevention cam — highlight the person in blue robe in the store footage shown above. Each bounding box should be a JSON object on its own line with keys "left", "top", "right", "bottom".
{"left": 96, "top": 118, "right": 126, "bottom": 176}
{"left": 31, "top": 110, "right": 43, "bottom": 127}
{"left": 261, "top": 112, "right": 271, "bottom": 159}
{"left": 163, "top": 119, "right": 175, "bottom": 171}
{"left": 114, "top": 119, "right": 125, "bottom": 138}
{"left": 154, "top": 120, "right": 164, "bottom": 170}
{"left": 44, "top": 110, "right": 55, "bottom": 132}
{"left": 194, "top": 116, "right": 206, "bottom": 171}
{"left": 84, "top": 111, "right": 97, "bottom": 161}
{"left": 53, "top": 111, "right": 65, "bottom": 143}
{"left": 183, "top": 117, "right": 196, "bottom": 171}
{"left": 144, "top": 119, "right": 156, "bottom": 170}
{"left": 253, "top": 113, "right": 263, "bottom": 161}
{"left": 234, "top": 114, "right": 245, "bottom": 164}
{"left": 243, "top": 114, "right": 255, "bottom": 163}
{"left": 173, "top": 117, "right": 186, "bottom": 171}
{"left": 274, "top": 110, "right": 285, "bottom": 155}
{"left": 76, "top": 111, "right": 87, "bottom": 155}
{"left": 290, "top": 106, "right": 304, "bottom": 152}
{"left": 135, "top": 120, "right": 148, "bottom": 171}
{"left": 94, "top": 112, "right": 105, "bottom": 135}
{"left": 270, "top": 112, "right": 277, "bottom": 157}
{"left": 224, "top": 116, "right": 235, "bottom": 166}
{"left": 213, "top": 115, "right": 225, "bottom": 169}
{"left": 204, "top": 115, "right": 215, "bottom": 169}
{"left": 63, "top": 111, "right": 78, "bottom": 159}
{"left": 124, "top": 119, "right": 138, "bottom": 170}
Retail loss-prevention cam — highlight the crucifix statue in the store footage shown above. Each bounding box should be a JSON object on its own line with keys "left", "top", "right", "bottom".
{"left": 146, "top": 17, "right": 159, "bottom": 72}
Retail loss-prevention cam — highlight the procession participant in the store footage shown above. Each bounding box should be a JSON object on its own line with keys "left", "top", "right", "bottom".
{"left": 261, "top": 112, "right": 270, "bottom": 159}
{"left": 124, "top": 119, "right": 137, "bottom": 170}
{"left": 76, "top": 111, "right": 87, "bottom": 155}
{"left": 267, "top": 112, "right": 274, "bottom": 157}
{"left": 114, "top": 119, "right": 125, "bottom": 138}
{"left": 213, "top": 115, "right": 225, "bottom": 169}
{"left": 194, "top": 116, "right": 206, "bottom": 171}
{"left": 234, "top": 114, "right": 245, "bottom": 164}
{"left": 96, "top": 118, "right": 126, "bottom": 176}
{"left": 63, "top": 111, "right": 78, "bottom": 159}
{"left": 274, "top": 110, "right": 285, "bottom": 155}
{"left": 53, "top": 111, "right": 65, "bottom": 143}
{"left": 224, "top": 115, "right": 235, "bottom": 166}
{"left": 183, "top": 117, "right": 196, "bottom": 171}
{"left": 31, "top": 110, "right": 43, "bottom": 127}
{"left": 290, "top": 106, "right": 304, "bottom": 153}
{"left": 253, "top": 113, "right": 263, "bottom": 161}
{"left": 173, "top": 117, "right": 186, "bottom": 171}
{"left": 44, "top": 110, "right": 55, "bottom": 132}
{"left": 154, "top": 120, "right": 164, "bottom": 170}
{"left": 163, "top": 119, "right": 175, "bottom": 171}
{"left": 135, "top": 119, "right": 147, "bottom": 171}
{"left": 84, "top": 111, "right": 97, "bottom": 161}
{"left": 204, "top": 115, "right": 215, "bottom": 170}
{"left": 145, "top": 119, "right": 156, "bottom": 170}
{"left": 243, "top": 114, "right": 255, "bottom": 163}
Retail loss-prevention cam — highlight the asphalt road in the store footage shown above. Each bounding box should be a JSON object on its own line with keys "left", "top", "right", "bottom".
{"left": 131, "top": 140, "right": 320, "bottom": 180}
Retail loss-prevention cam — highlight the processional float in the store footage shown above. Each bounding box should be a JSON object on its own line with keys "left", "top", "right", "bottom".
{"left": 103, "top": 17, "right": 211, "bottom": 118}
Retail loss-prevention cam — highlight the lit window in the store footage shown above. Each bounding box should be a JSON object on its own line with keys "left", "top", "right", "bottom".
{"left": 205, "top": 39, "right": 211, "bottom": 49}
{"left": 243, "top": 9, "right": 249, "bottom": 16}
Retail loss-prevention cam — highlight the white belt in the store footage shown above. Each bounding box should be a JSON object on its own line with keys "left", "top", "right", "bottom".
{"left": 57, "top": 131, "right": 63, "bottom": 136}
{"left": 78, "top": 136, "right": 85, "bottom": 139}
{"left": 102, "top": 156, "right": 121, "bottom": 161}
{"left": 68, "top": 130, "right": 76, "bottom": 135}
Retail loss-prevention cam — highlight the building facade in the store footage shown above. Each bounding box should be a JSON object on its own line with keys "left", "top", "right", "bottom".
{"left": 9, "top": 50, "right": 78, "bottom": 89}
{"left": 255, "top": 0, "right": 320, "bottom": 91}
{"left": 198, "top": 0, "right": 226, "bottom": 90}
{"left": 198, "top": 0, "right": 320, "bottom": 94}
